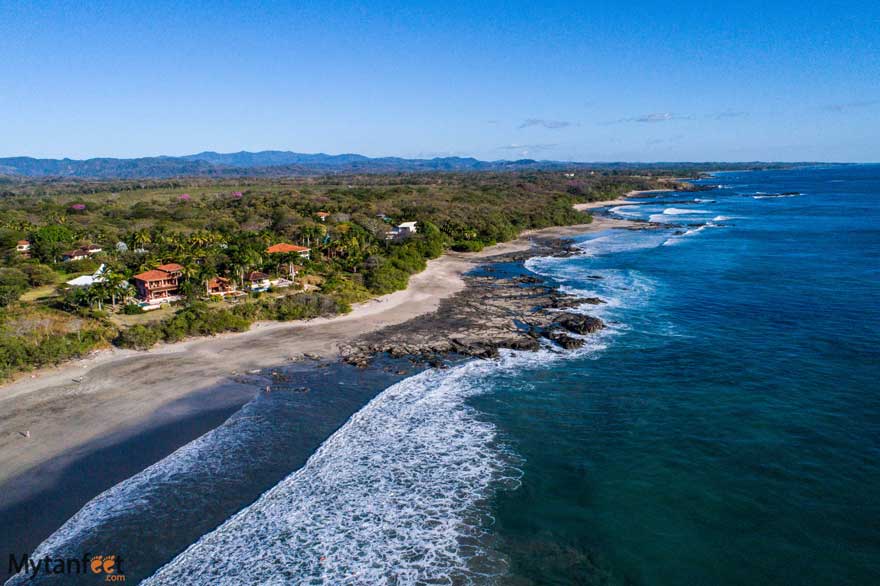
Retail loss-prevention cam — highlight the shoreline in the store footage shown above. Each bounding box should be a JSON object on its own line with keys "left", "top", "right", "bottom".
{"left": 0, "top": 213, "right": 631, "bottom": 493}
{"left": 571, "top": 187, "right": 678, "bottom": 212}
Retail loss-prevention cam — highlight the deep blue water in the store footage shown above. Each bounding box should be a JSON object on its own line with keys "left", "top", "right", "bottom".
{"left": 484, "top": 164, "right": 880, "bottom": 584}
{"left": 8, "top": 165, "right": 879, "bottom": 585}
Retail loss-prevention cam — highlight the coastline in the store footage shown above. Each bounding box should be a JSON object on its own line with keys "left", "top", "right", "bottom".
{"left": 0, "top": 213, "right": 630, "bottom": 494}
{"left": 571, "top": 188, "right": 672, "bottom": 212}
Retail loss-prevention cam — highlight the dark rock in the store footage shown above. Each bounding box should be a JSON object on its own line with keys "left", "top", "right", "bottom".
{"left": 553, "top": 313, "right": 604, "bottom": 335}
{"left": 547, "top": 331, "right": 585, "bottom": 349}
{"left": 580, "top": 297, "right": 605, "bottom": 305}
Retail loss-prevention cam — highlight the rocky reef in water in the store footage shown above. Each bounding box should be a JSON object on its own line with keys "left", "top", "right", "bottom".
{"left": 341, "top": 243, "right": 606, "bottom": 367}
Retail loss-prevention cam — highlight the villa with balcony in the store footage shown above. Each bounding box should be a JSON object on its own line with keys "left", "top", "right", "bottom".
{"left": 132, "top": 263, "right": 183, "bottom": 303}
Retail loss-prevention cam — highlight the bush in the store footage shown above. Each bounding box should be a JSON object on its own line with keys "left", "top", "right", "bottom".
{"left": 268, "top": 293, "right": 343, "bottom": 320}
{"left": 60, "top": 258, "right": 99, "bottom": 274}
{"left": 0, "top": 268, "right": 28, "bottom": 306}
{"left": 115, "top": 324, "right": 162, "bottom": 350}
{"left": 452, "top": 240, "right": 485, "bottom": 252}
{"left": 20, "top": 263, "right": 57, "bottom": 287}
{"left": 122, "top": 303, "right": 143, "bottom": 315}
{"left": 0, "top": 304, "right": 115, "bottom": 379}
{"left": 364, "top": 262, "right": 410, "bottom": 294}
{"left": 321, "top": 274, "right": 372, "bottom": 306}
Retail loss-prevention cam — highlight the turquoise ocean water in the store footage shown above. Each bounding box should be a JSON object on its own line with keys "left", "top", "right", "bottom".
{"left": 7, "top": 165, "right": 879, "bottom": 585}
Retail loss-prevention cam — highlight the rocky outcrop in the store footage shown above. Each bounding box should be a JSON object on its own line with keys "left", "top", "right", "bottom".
{"left": 546, "top": 331, "right": 585, "bottom": 350}
{"left": 341, "top": 268, "right": 605, "bottom": 367}
{"left": 552, "top": 314, "right": 604, "bottom": 335}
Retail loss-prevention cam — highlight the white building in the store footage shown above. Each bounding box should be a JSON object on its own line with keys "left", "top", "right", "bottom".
{"left": 66, "top": 264, "right": 107, "bottom": 288}
{"left": 386, "top": 221, "right": 418, "bottom": 241}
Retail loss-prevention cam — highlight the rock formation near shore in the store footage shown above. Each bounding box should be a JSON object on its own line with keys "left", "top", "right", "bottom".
{"left": 341, "top": 268, "right": 605, "bottom": 367}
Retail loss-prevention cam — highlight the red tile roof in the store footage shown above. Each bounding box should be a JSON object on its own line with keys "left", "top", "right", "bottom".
{"left": 134, "top": 263, "right": 183, "bottom": 282}
{"left": 267, "top": 243, "right": 310, "bottom": 254}
{"left": 157, "top": 263, "right": 183, "bottom": 272}
{"left": 133, "top": 269, "right": 174, "bottom": 282}
{"left": 17, "top": 240, "right": 29, "bottom": 245}
{"left": 245, "top": 271, "right": 269, "bottom": 281}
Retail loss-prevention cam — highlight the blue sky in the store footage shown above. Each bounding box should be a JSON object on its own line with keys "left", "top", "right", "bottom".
{"left": 1, "top": 0, "right": 878, "bottom": 161}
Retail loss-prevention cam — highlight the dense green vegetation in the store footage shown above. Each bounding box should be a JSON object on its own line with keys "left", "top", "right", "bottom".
{"left": 0, "top": 170, "right": 672, "bottom": 379}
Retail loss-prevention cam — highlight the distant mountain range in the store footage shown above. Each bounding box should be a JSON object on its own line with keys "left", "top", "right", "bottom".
{"left": 0, "top": 151, "right": 815, "bottom": 179}
{"left": 0, "top": 151, "right": 551, "bottom": 179}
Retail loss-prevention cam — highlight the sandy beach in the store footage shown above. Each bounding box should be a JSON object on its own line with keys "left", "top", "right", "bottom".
{"left": 0, "top": 214, "right": 630, "bottom": 491}
{"left": 571, "top": 188, "right": 674, "bottom": 212}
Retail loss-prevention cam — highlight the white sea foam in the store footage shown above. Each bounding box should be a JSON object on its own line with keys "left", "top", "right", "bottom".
{"left": 529, "top": 249, "right": 657, "bottom": 323}
{"left": 7, "top": 398, "right": 269, "bottom": 582}
{"left": 662, "top": 207, "right": 704, "bottom": 215}
{"left": 608, "top": 205, "right": 642, "bottom": 218}
{"left": 142, "top": 347, "right": 600, "bottom": 586}
{"left": 712, "top": 215, "right": 735, "bottom": 222}
{"left": 662, "top": 222, "right": 722, "bottom": 246}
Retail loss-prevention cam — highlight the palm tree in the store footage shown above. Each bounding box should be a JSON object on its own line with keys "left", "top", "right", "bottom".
{"left": 131, "top": 228, "right": 152, "bottom": 251}
{"left": 229, "top": 247, "right": 262, "bottom": 286}
{"left": 298, "top": 223, "right": 325, "bottom": 248}
{"left": 102, "top": 269, "right": 127, "bottom": 309}
{"left": 176, "top": 257, "right": 203, "bottom": 302}
{"left": 85, "top": 282, "right": 106, "bottom": 311}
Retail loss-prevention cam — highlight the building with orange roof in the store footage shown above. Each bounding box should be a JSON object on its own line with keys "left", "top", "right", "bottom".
{"left": 156, "top": 262, "right": 184, "bottom": 272}
{"left": 132, "top": 263, "right": 183, "bottom": 303}
{"left": 206, "top": 276, "right": 236, "bottom": 296}
{"left": 266, "top": 243, "right": 311, "bottom": 259}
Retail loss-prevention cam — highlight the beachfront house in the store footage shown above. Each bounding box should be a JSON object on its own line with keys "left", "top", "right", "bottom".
{"left": 16, "top": 240, "right": 31, "bottom": 257}
{"left": 132, "top": 263, "right": 183, "bottom": 304}
{"left": 206, "top": 276, "right": 236, "bottom": 297}
{"left": 245, "top": 271, "right": 271, "bottom": 292}
{"left": 266, "top": 243, "right": 311, "bottom": 260}
{"left": 316, "top": 211, "right": 330, "bottom": 222}
{"left": 386, "top": 221, "right": 418, "bottom": 241}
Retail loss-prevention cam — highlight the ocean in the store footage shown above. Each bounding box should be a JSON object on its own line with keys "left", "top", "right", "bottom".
{"left": 6, "top": 165, "right": 880, "bottom": 585}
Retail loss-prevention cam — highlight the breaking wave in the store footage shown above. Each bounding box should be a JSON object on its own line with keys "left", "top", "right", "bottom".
{"left": 608, "top": 205, "right": 642, "bottom": 218}
{"left": 662, "top": 207, "right": 705, "bottom": 215}
{"left": 142, "top": 347, "right": 601, "bottom": 586}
